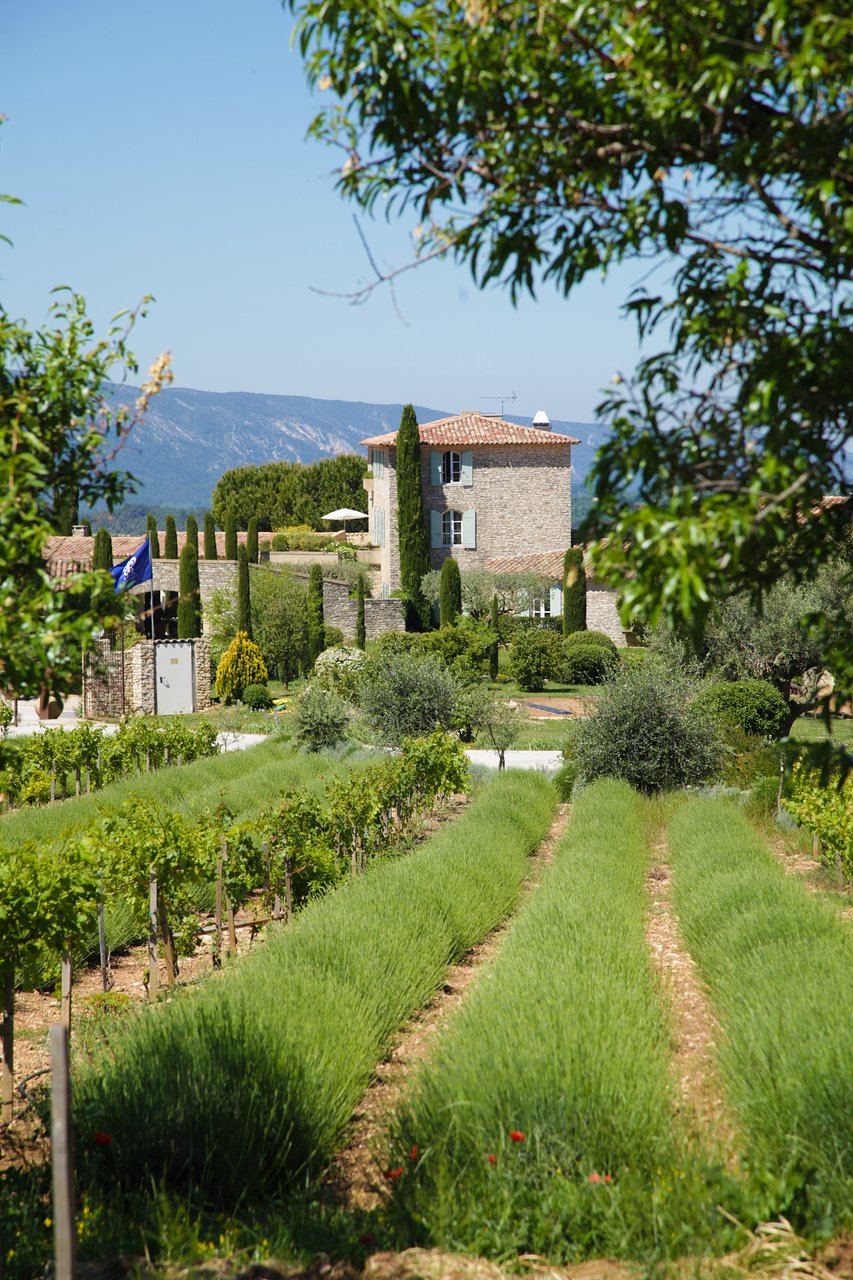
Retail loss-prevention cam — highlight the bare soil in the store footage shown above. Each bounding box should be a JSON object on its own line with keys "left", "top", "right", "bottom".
{"left": 329, "top": 804, "right": 573, "bottom": 1211}
{"left": 645, "top": 838, "right": 738, "bottom": 1154}
{"left": 515, "top": 697, "right": 597, "bottom": 719}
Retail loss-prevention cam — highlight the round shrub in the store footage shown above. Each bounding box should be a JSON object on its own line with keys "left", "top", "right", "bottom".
{"left": 290, "top": 685, "right": 349, "bottom": 752}
{"left": 313, "top": 645, "right": 367, "bottom": 700}
{"left": 574, "top": 661, "right": 720, "bottom": 793}
{"left": 508, "top": 628, "right": 562, "bottom": 692}
{"left": 243, "top": 683, "right": 273, "bottom": 710}
{"left": 563, "top": 629, "right": 617, "bottom": 654}
{"left": 560, "top": 641, "right": 617, "bottom": 686}
{"left": 271, "top": 534, "right": 289, "bottom": 551}
{"left": 359, "top": 649, "right": 459, "bottom": 743}
{"left": 694, "top": 679, "right": 788, "bottom": 740}
{"left": 323, "top": 624, "right": 345, "bottom": 649}
{"left": 215, "top": 631, "right": 268, "bottom": 703}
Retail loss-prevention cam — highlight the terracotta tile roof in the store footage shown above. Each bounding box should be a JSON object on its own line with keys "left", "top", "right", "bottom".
{"left": 485, "top": 550, "right": 596, "bottom": 580}
{"left": 360, "top": 413, "right": 579, "bottom": 448}
{"left": 43, "top": 530, "right": 267, "bottom": 574}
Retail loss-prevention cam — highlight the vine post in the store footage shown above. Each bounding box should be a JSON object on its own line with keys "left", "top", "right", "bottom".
{"left": 147, "top": 871, "right": 159, "bottom": 1002}
{"left": 1, "top": 965, "right": 13, "bottom": 1123}
{"left": 97, "top": 876, "right": 109, "bottom": 991}
{"left": 60, "top": 944, "right": 72, "bottom": 1033}
{"left": 49, "top": 1023, "right": 76, "bottom": 1280}
{"left": 285, "top": 855, "right": 293, "bottom": 923}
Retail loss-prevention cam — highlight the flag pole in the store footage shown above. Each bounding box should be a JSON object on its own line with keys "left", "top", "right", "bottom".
{"left": 148, "top": 534, "right": 155, "bottom": 643}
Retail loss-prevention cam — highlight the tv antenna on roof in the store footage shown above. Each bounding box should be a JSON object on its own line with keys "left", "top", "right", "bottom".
{"left": 482, "top": 391, "right": 517, "bottom": 417}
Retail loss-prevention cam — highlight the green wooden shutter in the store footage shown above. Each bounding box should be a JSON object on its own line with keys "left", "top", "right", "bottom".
{"left": 430, "top": 509, "right": 442, "bottom": 548}
{"left": 462, "top": 509, "right": 476, "bottom": 549}
{"left": 431, "top": 452, "right": 442, "bottom": 486}
{"left": 461, "top": 451, "right": 473, "bottom": 486}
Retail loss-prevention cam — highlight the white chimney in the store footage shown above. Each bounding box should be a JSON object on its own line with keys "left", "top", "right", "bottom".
{"left": 532, "top": 409, "right": 551, "bottom": 430}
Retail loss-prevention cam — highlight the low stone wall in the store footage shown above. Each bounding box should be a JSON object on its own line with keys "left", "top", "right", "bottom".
{"left": 305, "top": 575, "right": 405, "bottom": 641}
{"left": 85, "top": 638, "right": 212, "bottom": 718}
{"left": 152, "top": 560, "right": 237, "bottom": 636}
{"left": 586, "top": 581, "right": 628, "bottom": 647}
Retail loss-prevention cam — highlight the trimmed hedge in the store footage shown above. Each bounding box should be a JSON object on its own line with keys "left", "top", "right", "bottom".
{"left": 693, "top": 679, "right": 788, "bottom": 740}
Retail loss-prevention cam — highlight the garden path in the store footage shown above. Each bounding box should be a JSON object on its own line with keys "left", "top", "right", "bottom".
{"left": 330, "top": 803, "right": 573, "bottom": 1212}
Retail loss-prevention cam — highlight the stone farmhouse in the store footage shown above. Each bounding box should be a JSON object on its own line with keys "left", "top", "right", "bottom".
{"left": 360, "top": 411, "right": 626, "bottom": 644}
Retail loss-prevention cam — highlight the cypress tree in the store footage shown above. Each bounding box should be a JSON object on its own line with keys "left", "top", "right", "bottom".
{"left": 236, "top": 545, "right": 252, "bottom": 639}
{"left": 439, "top": 557, "right": 462, "bottom": 628}
{"left": 203, "top": 511, "right": 218, "bottom": 560}
{"left": 307, "top": 564, "right": 325, "bottom": 664}
{"left": 146, "top": 513, "right": 161, "bottom": 558}
{"left": 247, "top": 516, "right": 259, "bottom": 564}
{"left": 562, "top": 547, "right": 587, "bottom": 635}
{"left": 186, "top": 514, "right": 199, "bottom": 554}
{"left": 489, "top": 592, "right": 500, "bottom": 682}
{"left": 355, "top": 575, "right": 366, "bottom": 650}
{"left": 177, "top": 543, "right": 201, "bottom": 638}
{"left": 164, "top": 515, "right": 178, "bottom": 559}
{"left": 53, "top": 484, "right": 78, "bottom": 535}
{"left": 395, "top": 403, "right": 431, "bottom": 629}
{"left": 92, "top": 528, "right": 113, "bottom": 572}
{"left": 225, "top": 512, "right": 238, "bottom": 561}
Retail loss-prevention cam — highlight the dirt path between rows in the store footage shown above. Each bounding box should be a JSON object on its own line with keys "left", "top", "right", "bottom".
{"left": 330, "top": 803, "right": 573, "bottom": 1212}
{"left": 645, "top": 837, "right": 738, "bottom": 1155}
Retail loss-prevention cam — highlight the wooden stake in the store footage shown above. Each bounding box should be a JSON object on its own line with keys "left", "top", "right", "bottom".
{"left": 49, "top": 1024, "right": 77, "bottom": 1280}
{"left": 147, "top": 870, "right": 159, "bottom": 1002}
{"left": 98, "top": 881, "right": 109, "bottom": 992}
{"left": 60, "top": 946, "right": 72, "bottom": 1034}
{"left": 1, "top": 964, "right": 14, "bottom": 1124}
{"left": 284, "top": 855, "right": 293, "bottom": 923}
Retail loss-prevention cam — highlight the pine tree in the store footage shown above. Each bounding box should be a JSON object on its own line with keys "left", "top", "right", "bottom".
{"left": 236, "top": 545, "right": 252, "bottom": 638}
{"left": 225, "top": 512, "right": 238, "bottom": 561}
{"left": 247, "top": 516, "right": 259, "bottom": 564}
{"left": 307, "top": 564, "right": 325, "bottom": 664}
{"left": 177, "top": 543, "right": 201, "bottom": 638}
{"left": 146, "top": 513, "right": 161, "bottom": 558}
{"left": 489, "top": 592, "right": 500, "bottom": 682}
{"left": 562, "top": 547, "right": 586, "bottom": 635}
{"left": 203, "top": 511, "right": 217, "bottom": 560}
{"left": 185, "top": 514, "right": 199, "bottom": 554}
{"left": 164, "top": 515, "right": 178, "bottom": 559}
{"left": 355, "top": 575, "right": 366, "bottom": 650}
{"left": 92, "top": 528, "right": 113, "bottom": 572}
{"left": 439, "top": 557, "right": 462, "bottom": 628}
{"left": 395, "top": 403, "right": 431, "bottom": 629}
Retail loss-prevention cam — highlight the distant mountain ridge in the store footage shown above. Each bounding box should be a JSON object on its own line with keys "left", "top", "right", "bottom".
{"left": 101, "top": 383, "right": 606, "bottom": 508}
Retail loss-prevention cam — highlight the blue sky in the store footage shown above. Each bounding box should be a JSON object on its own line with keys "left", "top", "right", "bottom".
{"left": 1, "top": 0, "right": 648, "bottom": 422}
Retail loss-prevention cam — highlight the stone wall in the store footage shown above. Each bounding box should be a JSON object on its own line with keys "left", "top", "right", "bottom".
{"left": 193, "top": 636, "right": 213, "bottom": 710}
{"left": 586, "top": 582, "right": 627, "bottom": 647}
{"left": 126, "top": 641, "right": 156, "bottom": 716}
{"left": 152, "top": 560, "right": 238, "bottom": 635}
{"left": 85, "top": 638, "right": 212, "bottom": 718}
{"left": 316, "top": 576, "right": 405, "bottom": 641}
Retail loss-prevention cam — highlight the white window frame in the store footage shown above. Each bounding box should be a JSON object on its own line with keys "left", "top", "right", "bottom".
{"left": 442, "top": 509, "right": 463, "bottom": 547}
{"left": 530, "top": 596, "right": 551, "bottom": 619}
{"left": 441, "top": 450, "right": 461, "bottom": 484}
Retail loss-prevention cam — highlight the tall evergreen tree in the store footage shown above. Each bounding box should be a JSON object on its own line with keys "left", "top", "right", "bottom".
{"left": 395, "top": 403, "right": 431, "bottom": 629}
{"left": 562, "top": 547, "right": 587, "bottom": 635}
{"left": 92, "top": 528, "right": 114, "bottom": 572}
{"left": 225, "top": 512, "right": 238, "bottom": 561}
{"left": 489, "top": 592, "right": 500, "bottom": 682}
{"left": 146, "top": 513, "right": 161, "bottom": 557}
{"left": 355, "top": 575, "right": 366, "bottom": 650}
{"left": 53, "top": 484, "right": 79, "bottom": 535}
{"left": 185, "top": 514, "right": 199, "bottom": 554}
{"left": 307, "top": 564, "right": 325, "bottom": 664}
{"left": 236, "top": 545, "right": 252, "bottom": 638}
{"left": 203, "top": 511, "right": 217, "bottom": 560}
{"left": 439, "top": 557, "right": 462, "bottom": 628}
{"left": 247, "top": 516, "right": 259, "bottom": 564}
{"left": 164, "top": 515, "right": 178, "bottom": 559}
{"left": 177, "top": 543, "right": 201, "bottom": 638}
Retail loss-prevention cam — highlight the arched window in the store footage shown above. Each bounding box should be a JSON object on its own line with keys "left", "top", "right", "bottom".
{"left": 441, "top": 451, "right": 461, "bottom": 483}
{"left": 442, "top": 510, "right": 463, "bottom": 546}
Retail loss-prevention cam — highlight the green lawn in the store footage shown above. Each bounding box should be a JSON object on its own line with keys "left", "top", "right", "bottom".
{"left": 789, "top": 715, "right": 853, "bottom": 743}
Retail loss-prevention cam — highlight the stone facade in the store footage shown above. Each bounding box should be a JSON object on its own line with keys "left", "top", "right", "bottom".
{"left": 366, "top": 439, "right": 572, "bottom": 595}
{"left": 586, "top": 583, "right": 628, "bottom": 647}
{"left": 290, "top": 574, "right": 405, "bottom": 641}
{"left": 84, "top": 637, "right": 212, "bottom": 718}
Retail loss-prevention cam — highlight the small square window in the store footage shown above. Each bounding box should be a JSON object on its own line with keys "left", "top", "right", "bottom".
{"left": 442, "top": 510, "right": 463, "bottom": 546}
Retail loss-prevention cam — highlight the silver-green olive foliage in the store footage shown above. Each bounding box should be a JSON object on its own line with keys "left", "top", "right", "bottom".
{"left": 289, "top": 0, "right": 851, "bottom": 686}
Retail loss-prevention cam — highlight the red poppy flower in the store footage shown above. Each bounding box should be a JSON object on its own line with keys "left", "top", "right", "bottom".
{"left": 384, "top": 1167, "right": 403, "bottom": 1180}
{"left": 93, "top": 1130, "right": 113, "bottom": 1146}
{"left": 604, "top": 1173, "right": 612, "bottom": 1183}
{"left": 359, "top": 1234, "right": 376, "bottom": 1246}
{"left": 410, "top": 1145, "right": 418, "bottom": 1162}
{"left": 588, "top": 1171, "right": 602, "bottom": 1184}
{"left": 488, "top": 1154, "right": 497, "bottom": 1165}
{"left": 509, "top": 1130, "right": 526, "bottom": 1143}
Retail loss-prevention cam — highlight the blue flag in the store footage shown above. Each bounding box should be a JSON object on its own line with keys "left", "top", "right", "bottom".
{"left": 110, "top": 538, "right": 153, "bottom": 593}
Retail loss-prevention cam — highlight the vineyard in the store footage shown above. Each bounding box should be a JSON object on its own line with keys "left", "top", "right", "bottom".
{"left": 2, "top": 762, "right": 853, "bottom": 1278}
